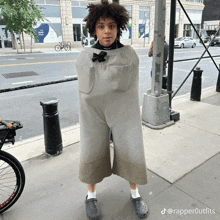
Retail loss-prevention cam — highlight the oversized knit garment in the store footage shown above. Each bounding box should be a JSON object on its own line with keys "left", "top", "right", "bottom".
{"left": 76, "top": 45, "right": 148, "bottom": 185}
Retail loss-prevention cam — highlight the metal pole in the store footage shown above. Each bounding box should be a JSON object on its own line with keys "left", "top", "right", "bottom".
{"left": 167, "top": 0, "right": 176, "bottom": 109}
{"left": 217, "top": 64, "right": 220, "bottom": 92}
{"left": 142, "top": 0, "right": 173, "bottom": 129}
{"left": 151, "top": 0, "right": 166, "bottom": 97}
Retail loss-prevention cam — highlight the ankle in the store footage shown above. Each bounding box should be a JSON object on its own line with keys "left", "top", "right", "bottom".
{"left": 131, "top": 188, "right": 140, "bottom": 199}
{"left": 130, "top": 183, "right": 137, "bottom": 190}
{"left": 87, "top": 190, "right": 97, "bottom": 199}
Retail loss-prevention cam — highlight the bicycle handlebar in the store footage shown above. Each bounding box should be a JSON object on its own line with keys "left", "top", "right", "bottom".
{"left": 0, "top": 120, "right": 23, "bottom": 130}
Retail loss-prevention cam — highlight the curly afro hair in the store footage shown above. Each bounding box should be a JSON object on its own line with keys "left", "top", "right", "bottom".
{"left": 84, "top": 0, "right": 129, "bottom": 41}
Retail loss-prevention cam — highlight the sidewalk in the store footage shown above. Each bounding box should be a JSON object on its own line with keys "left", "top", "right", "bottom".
{"left": 0, "top": 41, "right": 208, "bottom": 56}
{"left": 1, "top": 86, "right": 220, "bottom": 220}
{"left": 0, "top": 47, "right": 84, "bottom": 55}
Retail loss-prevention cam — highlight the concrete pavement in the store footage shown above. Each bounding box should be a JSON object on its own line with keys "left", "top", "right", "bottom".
{"left": 1, "top": 85, "right": 219, "bottom": 220}
{"left": 0, "top": 46, "right": 83, "bottom": 56}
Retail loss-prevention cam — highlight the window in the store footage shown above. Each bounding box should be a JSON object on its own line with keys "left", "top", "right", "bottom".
{"left": 34, "top": 0, "right": 59, "bottom": 5}
{"left": 185, "top": 0, "right": 203, "bottom": 3}
{"left": 40, "top": 5, "right": 60, "bottom": 17}
{"left": 72, "top": 1, "right": 88, "bottom": 18}
{"left": 139, "top": 6, "right": 150, "bottom": 39}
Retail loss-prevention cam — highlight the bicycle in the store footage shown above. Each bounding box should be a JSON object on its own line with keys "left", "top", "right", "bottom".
{"left": 54, "top": 41, "right": 71, "bottom": 51}
{"left": 0, "top": 119, "right": 25, "bottom": 213}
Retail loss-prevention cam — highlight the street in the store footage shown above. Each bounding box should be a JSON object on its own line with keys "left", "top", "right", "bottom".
{"left": 0, "top": 45, "right": 220, "bottom": 141}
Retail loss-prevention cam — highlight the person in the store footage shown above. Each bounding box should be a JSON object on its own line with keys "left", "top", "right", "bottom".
{"left": 75, "top": 0, "right": 148, "bottom": 219}
{"left": 0, "top": 118, "right": 13, "bottom": 129}
{"left": 81, "top": 33, "right": 87, "bottom": 47}
{"left": 148, "top": 40, "right": 169, "bottom": 89}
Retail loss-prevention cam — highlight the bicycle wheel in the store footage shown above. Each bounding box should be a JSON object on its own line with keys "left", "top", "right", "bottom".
{"left": 55, "top": 45, "right": 61, "bottom": 51}
{"left": 64, "top": 45, "right": 71, "bottom": 51}
{"left": 0, "top": 151, "right": 25, "bottom": 213}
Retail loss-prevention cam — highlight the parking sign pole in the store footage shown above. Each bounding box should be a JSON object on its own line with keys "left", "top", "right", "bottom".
{"left": 142, "top": 0, "right": 174, "bottom": 129}
{"left": 150, "top": 0, "right": 166, "bottom": 97}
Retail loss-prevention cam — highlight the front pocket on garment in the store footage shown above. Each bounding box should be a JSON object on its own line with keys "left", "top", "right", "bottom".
{"left": 108, "top": 63, "right": 132, "bottom": 92}
{"left": 77, "top": 65, "right": 95, "bottom": 94}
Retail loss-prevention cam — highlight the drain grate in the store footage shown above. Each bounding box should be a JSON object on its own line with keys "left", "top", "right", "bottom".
{"left": 2, "top": 71, "right": 39, "bottom": 79}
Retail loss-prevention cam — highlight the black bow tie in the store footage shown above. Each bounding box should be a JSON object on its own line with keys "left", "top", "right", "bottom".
{"left": 92, "top": 51, "right": 107, "bottom": 62}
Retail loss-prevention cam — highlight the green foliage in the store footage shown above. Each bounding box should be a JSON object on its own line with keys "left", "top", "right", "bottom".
{"left": 1, "top": 0, "right": 44, "bottom": 41}
{"left": 0, "top": 0, "right": 4, "bottom": 7}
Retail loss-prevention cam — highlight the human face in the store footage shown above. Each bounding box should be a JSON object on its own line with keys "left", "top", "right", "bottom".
{"left": 95, "top": 17, "right": 118, "bottom": 47}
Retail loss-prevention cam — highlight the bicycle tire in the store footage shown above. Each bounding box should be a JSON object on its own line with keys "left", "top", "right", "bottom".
{"left": 64, "top": 45, "right": 71, "bottom": 51}
{"left": 0, "top": 151, "right": 25, "bottom": 213}
{"left": 55, "top": 45, "right": 61, "bottom": 51}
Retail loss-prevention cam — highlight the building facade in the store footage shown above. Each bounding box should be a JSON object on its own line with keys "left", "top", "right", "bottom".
{"left": 0, "top": 0, "right": 205, "bottom": 49}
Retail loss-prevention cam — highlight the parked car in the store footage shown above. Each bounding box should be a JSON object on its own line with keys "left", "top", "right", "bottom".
{"left": 210, "top": 35, "right": 220, "bottom": 46}
{"left": 174, "top": 37, "right": 197, "bottom": 48}
{"left": 200, "top": 35, "right": 210, "bottom": 43}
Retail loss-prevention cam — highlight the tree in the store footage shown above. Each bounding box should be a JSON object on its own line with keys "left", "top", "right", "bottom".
{"left": 0, "top": 0, "right": 44, "bottom": 53}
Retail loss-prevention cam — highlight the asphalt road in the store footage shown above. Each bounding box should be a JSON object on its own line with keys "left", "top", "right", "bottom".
{"left": 0, "top": 45, "right": 220, "bottom": 141}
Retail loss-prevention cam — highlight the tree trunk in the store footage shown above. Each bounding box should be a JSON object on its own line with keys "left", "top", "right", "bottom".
{"left": 31, "top": 36, "right": 33, "bottom": 53}
{"left": 22, "top": 31, "right": 25, "bottom": 53}
{"left": 19, "top": 34, "right": 23, "bottom": 49}
{"left": 13, "top": 32, "right": 19, "bottom": 54}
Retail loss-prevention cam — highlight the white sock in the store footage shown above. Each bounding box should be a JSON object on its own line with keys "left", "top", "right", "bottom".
{"left": 87, "top": 190, "right": 96, "bottom": 199}
{"left": 131, "top": 188, "right": 140, "bottom": 199}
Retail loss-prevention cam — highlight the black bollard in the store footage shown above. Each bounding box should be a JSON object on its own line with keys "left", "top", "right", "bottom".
{"left": 40, "top": 98, "right": 63, "bottom": 155}
{"left": 162, "top": 76, "right": 167, "bottom": 90}
{"left": 190, "top": 67, "right": 203, "bottom": 101}
{"left": 216, "top": 64, "right": 220, "bottom": 92}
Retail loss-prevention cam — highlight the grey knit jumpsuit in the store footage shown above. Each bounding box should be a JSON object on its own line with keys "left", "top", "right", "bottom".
{"left": 76, "top": 45, "right": 148, "bottom": 185}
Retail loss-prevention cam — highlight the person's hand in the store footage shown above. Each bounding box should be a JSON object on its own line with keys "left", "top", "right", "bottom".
{"left": 148, "top": 41, "right": 153, "bottom": 57}
{"left": 6, "top": 123, "right": 14, "bottom": 129}
{"left": 0, "top": 118, "right": 13, "bottom": 129}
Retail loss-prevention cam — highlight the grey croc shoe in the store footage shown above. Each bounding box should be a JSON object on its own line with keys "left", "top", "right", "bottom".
{"left": 131, "top": 197, "right": 148, "bottom": 219}
{"left": 85, "top": 196, "right": 101, "bottom": 220}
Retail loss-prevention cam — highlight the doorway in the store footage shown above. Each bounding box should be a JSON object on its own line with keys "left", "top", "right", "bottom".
{"left": 0, "top": 26, "right": 12, "bottom": 49}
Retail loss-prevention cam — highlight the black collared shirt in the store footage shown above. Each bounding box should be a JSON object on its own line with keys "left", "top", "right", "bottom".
{"left": 92, "top": 40, "right": 124, "bottom": 50}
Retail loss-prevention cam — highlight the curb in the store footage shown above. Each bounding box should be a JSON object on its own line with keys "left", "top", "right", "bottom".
{"left": 0, "top": 76, "right": 78, "bottom": 93}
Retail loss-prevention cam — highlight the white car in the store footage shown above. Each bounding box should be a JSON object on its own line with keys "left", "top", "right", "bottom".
{"left": 174, "top": 37, "right": 197, "bottom": 48}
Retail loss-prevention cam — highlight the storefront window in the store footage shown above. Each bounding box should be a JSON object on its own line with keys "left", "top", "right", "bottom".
{"left": 71, "top": 2, "right": 89, "bottom": 41}
{"left": 82, "top": 24, "right": 88, "bottom": 37}
{"left": 0, "top": 28, "right": 12, "bottom": 48}
{"left": 184, "top": 24, "right": 192, "bottom": 37}
{"left": 121, "top": 5, "right": 132, "bottom": 40}
{"left": 139, "top": 6, "right": 150, "bottom": 38}
{"left": 73, "top": 24, "right": 81, "bottom": 41}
